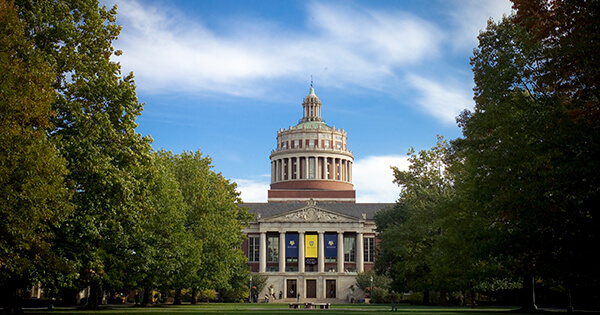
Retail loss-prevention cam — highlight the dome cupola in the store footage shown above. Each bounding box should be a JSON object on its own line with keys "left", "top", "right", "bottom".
{"left": 268, "top": 83, "right": 355, "bottom": 203}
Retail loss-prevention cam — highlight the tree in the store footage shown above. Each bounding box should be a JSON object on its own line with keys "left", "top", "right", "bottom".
{"left": 452, "top": 1, "right": 600, "bottom": 309}
{"left": 0, "top": 1, "right": 72, "bottom": 312}
{"left": 248, "top": 273, "right": 268, "bottom": 302}
{"left": 162, "top": 150, "right": 253, "bottom": 302}
{"left": 355, "top": 270, "right": 391, "bottom": 296}
{"left": 14, "top": 0, "right": 153, "bottom": 307}
{"left": 375, "top": 136, "right": 454, "bottom": 305}
{"left": 129, "top": 151, "right": 198, "bottom": 306}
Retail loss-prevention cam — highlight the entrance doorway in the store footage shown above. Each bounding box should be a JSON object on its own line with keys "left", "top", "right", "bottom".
{"left": 306, "top": 279, "right": 317, "bottom": 298}
{"left": 286, "top": 279, "right": 297, "bottom": 299}
{"left": 326, "top": 280, "right": 336, "bottom": 298}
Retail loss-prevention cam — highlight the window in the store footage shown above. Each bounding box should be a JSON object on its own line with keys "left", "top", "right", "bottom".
{"left": 364, "top": 237, "right": 375, "bottom": 263}
{"left": 324, "top": 140, "right": 330, "bottom": 148}
{"left": 248, "top": 236, "right": 259, "bottom": 262}
{"left": 309, "top": 157, "right": 315, "bottom": 179}
{"left": 267, "top": 236, "right": 279, "bottom": 262}
{"left": 344, "top": 236, "right": 355, "bottom": 262}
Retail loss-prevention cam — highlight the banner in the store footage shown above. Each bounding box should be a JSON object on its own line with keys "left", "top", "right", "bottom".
{"left": 324, "top": 234, "right": 337, "bottom": 257}
{"left": 286, "top": 234, "right": 298, "bottom": 258}
{"left": 305, "top": 234, "right": 318, "bottom": 258}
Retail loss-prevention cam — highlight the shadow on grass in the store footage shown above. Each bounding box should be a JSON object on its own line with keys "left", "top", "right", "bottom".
{"left": 25, "top": 303, "right": 527, "bottom": 315}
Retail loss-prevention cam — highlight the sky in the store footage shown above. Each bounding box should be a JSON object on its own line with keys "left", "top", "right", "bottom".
{"left": 107, "top": 0, "right": 513, "bottom": 203}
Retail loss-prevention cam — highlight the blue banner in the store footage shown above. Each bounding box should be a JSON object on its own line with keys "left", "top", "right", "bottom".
{"left": 324, "top": 234, "right": 337, "bottom": 257}
{"left": 286, "top": 234, "right": 298, "bottom": 257}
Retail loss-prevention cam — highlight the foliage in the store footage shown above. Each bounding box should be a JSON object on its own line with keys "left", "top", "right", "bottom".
{"left": 370, "top": 287, "right": 390, "bottom": 304}
{"left": 158, "top": 150, "right": 252, "bottom": 293}
{"left": 375, "top": 137, "right": 455, "bottom": 300}
{"left": 129, "top": 151, "right": 198, "bottom": 298}
{"left": 198, "top": 289, "right": 217, "bottom": 302}
{"left": 0, "top": 0, "right": 72, "bottom": 309}
{"left": 12, "top": 0, "right": 153, "bottom": 306}
{"left": 451, "top": 0, "right": 600, "bottom": 309}
{"left": 219, "top": 261, "right": 251, "bottom": 302}
{"left": 355, "top": 270, "right": 391, "bottom": 293}
{"left": 249, "top": 273, "right": 268, "bottom": 297}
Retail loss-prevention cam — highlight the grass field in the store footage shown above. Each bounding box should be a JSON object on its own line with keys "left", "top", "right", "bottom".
{"left": 24, "top": 303, "right": 526, "bottom": 315}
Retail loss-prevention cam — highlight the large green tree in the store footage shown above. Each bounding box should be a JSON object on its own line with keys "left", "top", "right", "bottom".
{"left": 452, "top": 0, "right": 600, "bottom": 309}
{"left": 130, "top": 151, "right": 198, "bottom": 306}
{"left": 375, "top": 137, "right": 454, "bottom": 304}
{"left": 0, "top": 1, "right": 72, "bottom": 312}
{"left": 163, "top": 150, "right": 253, "bottom": 303}
{"left": 14, "top": 0, "right": 153, "bottom": 307}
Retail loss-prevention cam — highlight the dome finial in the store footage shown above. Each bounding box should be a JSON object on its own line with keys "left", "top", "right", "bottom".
{"left": 309, "top": 75, "right": 315, "bottom": 95}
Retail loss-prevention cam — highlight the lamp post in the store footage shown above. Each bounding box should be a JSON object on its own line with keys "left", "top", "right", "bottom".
{"left": 370, "top": 276, "right": 373, "bottom": 298}
{"left": 249, "top": 275, "right": 253, "bottom": 303}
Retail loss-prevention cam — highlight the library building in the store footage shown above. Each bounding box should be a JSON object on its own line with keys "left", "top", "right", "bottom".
{"left": 243, "top": 84, "right": 392, "bottom": 302}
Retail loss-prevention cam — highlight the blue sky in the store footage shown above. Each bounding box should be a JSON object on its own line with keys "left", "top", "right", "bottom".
{"left": 108, "top": 0, "right": 513, "bottom": 203}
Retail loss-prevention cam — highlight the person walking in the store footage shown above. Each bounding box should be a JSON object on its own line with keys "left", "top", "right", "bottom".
{"left": 390, "top": 290, "right": 398, "bottom": 311}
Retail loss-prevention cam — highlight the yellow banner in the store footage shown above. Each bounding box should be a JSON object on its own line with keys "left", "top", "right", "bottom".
{"left": 305, "top": 234, "right": 318, "bottom": 258}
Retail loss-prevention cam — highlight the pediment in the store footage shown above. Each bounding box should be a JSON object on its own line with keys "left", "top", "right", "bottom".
{"left": 261, "top": 205, "right": 360, "bottom": 223}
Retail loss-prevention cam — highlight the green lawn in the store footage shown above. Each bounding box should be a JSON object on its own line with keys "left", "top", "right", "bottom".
{"left": 25, "top": 303, "right": 526, "bottom": 315}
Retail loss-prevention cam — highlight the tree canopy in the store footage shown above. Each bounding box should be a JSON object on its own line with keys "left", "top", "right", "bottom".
{"left": 1, "top": 1, "right": 253, "bottom": 312}
{"left": 0, "top": 1, "right": 72, "bottom": 310}
{"left": 379, "top": 0, "right": 599, "bottom": 310}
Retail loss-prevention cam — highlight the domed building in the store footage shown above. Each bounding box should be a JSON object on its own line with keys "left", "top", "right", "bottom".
{"left": 243, "top": 84, "right": 392, "bottom": 304}
{"left": 268, "top": 83, "right": 355, "bottom": 203}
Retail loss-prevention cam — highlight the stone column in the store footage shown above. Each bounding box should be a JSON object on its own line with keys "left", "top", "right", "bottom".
{"left": 304, "top": 156, "right": 309, "bottom": 179}
{"left": 318, "top": 231, "right": 325, "bottom": 273}
{"left": 259, "top": 232, "right": 267, "bottom": 273}
{"left": 348, "top": 161, "right": 353, "bottom": 182}
{"left": 337, "top": 232, "right": 344, "bottom": 273}
{"left": 277, "top": 159, "right": 281, "bottom": 181}
{"left": 298, "top": 232, "right": 305, "bottom": 273}
{"left": 279, "top": 232, "right": 286, "bottom": 273}
{"left": 356, "top": 232, "right": 364, "bottom": 273}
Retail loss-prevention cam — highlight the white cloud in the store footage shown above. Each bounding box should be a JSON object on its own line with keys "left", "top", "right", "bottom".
{"left": 234, "top": 178, "right": 269, "bottom": 203}
{"left": 353, "top": 155, "right": 410, "bottom": 203}
{"left": 113, "top": 0, "right": 443, "bottom": 97}
{"left": 448, "top": 0, "right": 514, "bottom": 49}
{"left": 407, "top": 74, "right": 473, "bottom": 125}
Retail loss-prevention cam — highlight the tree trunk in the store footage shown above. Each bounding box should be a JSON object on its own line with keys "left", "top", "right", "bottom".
{"left": 0, "top": 284, "right": 23, "bottom": 315}
{"left": 422, "top": 290, "right": 430, "bottom": 305}
{"left": 142, "top": 287, "right": 153, "bottom": 306}
{"left": 470, "top": 290, "right": 477, "bottom": 308}
{"left": 439, "top": 288, "right": 447, "bottom": 306}
{"left": 86, "top": 283, "right": 101, "bottom": 309}
{"left": 520, "top": 276, "right": 537, "bottom": 312}
{"left": 191, "top": 288, "right": 198, "bottom": 305}
{"left": 173, "top": 288, "right": 182, "bottom": 305}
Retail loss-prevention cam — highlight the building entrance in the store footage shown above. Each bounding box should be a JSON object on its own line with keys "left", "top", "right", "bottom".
{"left": 306, "top": 279, "right": 317, "bottom": 298}
{"left": 286, "top": 279, "right": 297, "bottom": 299}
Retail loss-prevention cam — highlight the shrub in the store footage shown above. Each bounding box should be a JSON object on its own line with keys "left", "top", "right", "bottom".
{"left": 370, "top": 287, "right": 389, "bottom": 304}
{"left": 198, "top": 289, "right": 217, "bottom": 302}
